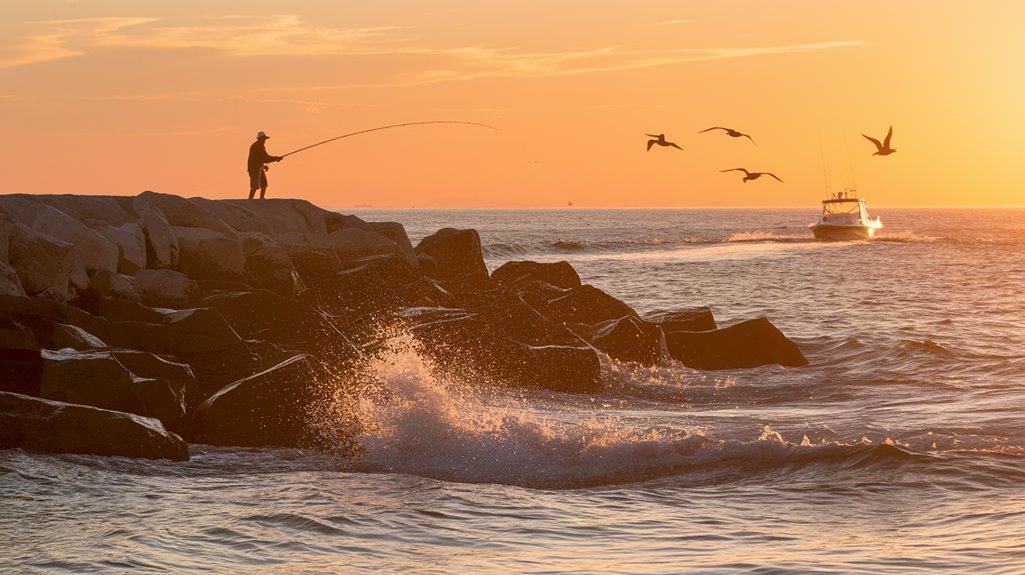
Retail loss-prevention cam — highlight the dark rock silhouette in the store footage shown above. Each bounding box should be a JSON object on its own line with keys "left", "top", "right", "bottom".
{"left": 665, "top": 317, "right": 808, "bottom": 369}
{"left": 592, "top": 315, "right": 663, "bottom": 365}
{"left": 0, "top": 391, "right": 188, "bottom": 461}
{"left": 414, "top": 228, "right": 491, "bottom": 289}
{"left": 0, "top": 192, "right": 808, "bottom": 459}
{"left": 491, "top": 260, "right": 581, "bottom": 290}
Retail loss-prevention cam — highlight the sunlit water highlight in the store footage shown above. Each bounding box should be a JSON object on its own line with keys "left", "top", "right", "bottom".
{"left": 3, "top": 208, "right": 1025, "bottom": 574}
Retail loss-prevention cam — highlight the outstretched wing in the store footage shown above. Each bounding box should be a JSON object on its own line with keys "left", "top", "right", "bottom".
{"left": 883, "top": 125, "right": 893, "bottom": 148}
{"left": 720, "top": 168, "right": 747, "bottom": 174}
{"left": 699, "top": 127, "right": 727, "bottom": 133}
{"left": 742, "top": 134, "right": 757, "bottom": 145}
{"left": 647, "top": 139, "right": 656, "bottom": 151}
{"left": 645, "top": 133, "right": 661, "bottom": 138}
{"left": 766, "top": 172, "right": 784, "bottom": 182}
{"left": 668, "top": 142, "right": 684, "bottom": 150}
{"left": 862, "top": 133, "right": 883, "bottom": 151}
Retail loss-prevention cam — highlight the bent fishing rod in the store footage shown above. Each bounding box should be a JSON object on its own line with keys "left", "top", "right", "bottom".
{"left": 280, "top": 121, "right": 498, "bottom": 158}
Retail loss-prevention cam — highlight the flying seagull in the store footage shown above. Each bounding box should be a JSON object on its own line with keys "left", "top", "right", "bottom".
{"left": 862, "top": 125, "right": 896, "bottom": 156}
{"left": 699, "top": 126, "right": 756, "bottom": 144}
{"left": 646, "top": 133, "right": 684, "bottom": 151}
{"left": 720, "top": 168, "right": 783, "bottom": 183}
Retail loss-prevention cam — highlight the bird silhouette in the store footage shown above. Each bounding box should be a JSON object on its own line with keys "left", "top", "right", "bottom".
{"left": 862, "top": 126, "right": 896, "bottom": 156}
{"left": 646, "top": 133, "right": 684, "bottom": 151}
{"left": 720, "top": 168, "right": 783, "bottom": 183}
{"left": 699, "top": 126, "right": 756, "bottom": 144}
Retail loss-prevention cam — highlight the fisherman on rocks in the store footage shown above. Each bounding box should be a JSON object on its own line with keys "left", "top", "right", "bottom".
{"left": 247, "top": 131, "right": 283, "bottom": 199}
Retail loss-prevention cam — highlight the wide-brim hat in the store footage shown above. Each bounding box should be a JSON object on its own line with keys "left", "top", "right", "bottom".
{"left": 256, "top": 131, "right": 270, "bottom": 139}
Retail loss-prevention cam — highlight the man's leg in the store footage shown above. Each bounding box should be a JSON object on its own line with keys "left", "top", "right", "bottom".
{"left": 259, "top": 185, "right": 267, "bottom": 199}
{"left": 248, "top": 187, "right": 256, "bottom": 199}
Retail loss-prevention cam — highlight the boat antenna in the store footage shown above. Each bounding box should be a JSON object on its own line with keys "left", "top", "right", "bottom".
{"left": 281, "top": 121, "right": 498, "bottom": 158}
{"left": 817, "top": 131, "right": 832, "bottom": 198}
{"left": 845, "top": 143, "right": 858, "bottom": 194}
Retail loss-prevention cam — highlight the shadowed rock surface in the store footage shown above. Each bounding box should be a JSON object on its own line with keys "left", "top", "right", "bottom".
{"left": 0, "top": 192, "right": 807, "bottom": 459}
{"left": 665, "top": 317, "right": 808, "bottom": 370}
{"left": 0, "top": 391, "right": 188, "bottom": 461}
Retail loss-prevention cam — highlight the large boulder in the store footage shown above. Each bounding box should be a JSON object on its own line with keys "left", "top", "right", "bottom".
{"left": 414, "top": 228, "right": 490, "bottom": 289}
{"left": 185, "top": 339, "right": 295, "bottom": 399}
{"left": 138, "top": 206, "right": 179, "bottom": 269}
{"left": 172, "top": 226, "right": 245, "bottom": 282}
{"left": 200, "top": 289, "right": 359, "bottom": 360}
{"left": 191, "top": 198, "right": 273, "bottom": 235}
{"left": 240, "top": 232, "right": 305, "bottom": 295}
{"left": 454, "top": 286, "right": 580, "bottom": 347}
{"left": 491, "top": 260, "right": 581, "bottom": 290}
{"left": 77, "top": 296, "right": 164, "bottom": 324}
{"left": 312, "top": 254, "right": 447, "bottom": 318}
{"left": 0, "top": 348, "right": 43, "bottom": 396}
{"left": 133, "top": 191, "right": 234, "bottom": 236}
{"left": 39, "top": 349, "right": 187, "bottom": 424}
{"left": 31, "top": 194, "right": 136, "bottom": 228}
{"left": 134, "top": 269, "right": 197, "bottom": 308}
{"left": 0, "top": 260, "right": 26, "bottom": 298}
{"left": 664, "top": 317, "right": 808, "bottom": 370}
{"left": 538, "top": 284, "right": 639, "bottom": 326}
{"left": 112, "top": 350, "right": 199, "bottom": 411}
{"left": 86, "top": 268, "right": 138, "bottom": 301}
{"left": 7, "top": 224, "right": 88, "bottom": 301}
{"left": 95, "top": 223, "right": 147, "bottom": 273}
{"left": 650, "top": 307, "right": 717, "bottom": 333}
{"left": 404, "top": 306, "right": 602, "bottom": 393}
{"left": 0, "top": 295, "right": 109, "bottom": 349}
{"left": 190, "top": 354, "right": 336, "bottom": 448}
{"left": 30, "top": 204, "right": 119, "bottom": 275}
{"left": 163, "top": 308, "right": 242, "bottom": 356}
{"left": 105, "top": 307, "right": 240, "bottom": 358}
{"left": 0, "top": 391, "right": 188, "bottom": 461}
{"left": 592, "top": 315, "right": 663, "bottom": 365}
{"left": 328, "top": 227, "right": 401, "bottom": 264}
{"left": 505, "top": 342, "right": 603, "bottom": 393}
{"left": 369, "top": 222, "right": 417, "bottom": 268}
{"left": 222, "top": 198, "right": 337, "bottom": 246}
{"left": 0, "top": 319, "right": 37, "bottom": 349}
{"left": 49, "top": 323, "right": 108, "bottom": 351}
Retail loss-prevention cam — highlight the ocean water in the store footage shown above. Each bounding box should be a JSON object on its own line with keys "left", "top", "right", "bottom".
{"left": 3, "top": 207, "right": 1025, "bottom": 574}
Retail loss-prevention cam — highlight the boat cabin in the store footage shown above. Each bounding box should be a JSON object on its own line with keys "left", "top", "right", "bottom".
{"left": 821, "top": 191, "right": 871, "bottom": 223}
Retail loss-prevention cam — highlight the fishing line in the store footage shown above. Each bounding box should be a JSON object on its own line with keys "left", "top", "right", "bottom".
{"left": 281, "top": 121, "right": 498, "bottom": 158}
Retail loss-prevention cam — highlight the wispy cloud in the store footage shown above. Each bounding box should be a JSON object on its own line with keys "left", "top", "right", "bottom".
{"left": 653, "top": 19, "right": 694, "bottom": 26}
{"left": 0, "top": 15, "right": 405, "bottom": 69}
{"left": 1, "top": 14, "right": 865, "bottom": 87}
{"left": 404, "top": 41, "right": 867, "bottom": 84}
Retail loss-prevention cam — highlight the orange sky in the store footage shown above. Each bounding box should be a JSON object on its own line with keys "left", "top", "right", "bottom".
{"left": 1, "top": 1, "right": 1023, "bottom": 208}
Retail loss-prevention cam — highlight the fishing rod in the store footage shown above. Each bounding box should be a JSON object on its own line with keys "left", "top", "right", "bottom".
{"left": 280, "top": 121, "right": 498, "bottom": 158}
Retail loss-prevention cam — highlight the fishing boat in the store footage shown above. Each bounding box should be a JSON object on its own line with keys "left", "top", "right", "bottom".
{"left": 809, "top": 190, "right": 882, "bottom": 240}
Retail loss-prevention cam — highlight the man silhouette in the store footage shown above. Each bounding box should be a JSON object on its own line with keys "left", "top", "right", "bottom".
{"left": 248, "top": 131, "right": 283, "bottom": 199}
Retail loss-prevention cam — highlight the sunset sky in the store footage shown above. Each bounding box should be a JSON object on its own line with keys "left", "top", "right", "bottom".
{"left": 2, "top": 1, "right": 1023, "bottom": 208}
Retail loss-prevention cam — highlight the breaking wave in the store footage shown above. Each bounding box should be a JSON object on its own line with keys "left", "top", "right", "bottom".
{"left": 349, "top": 340, "right": 1019, "bottom": 489}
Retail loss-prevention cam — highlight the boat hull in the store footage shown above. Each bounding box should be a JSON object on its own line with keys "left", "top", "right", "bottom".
{"left": 810, "top": 223, "right": 877, "bottom": 241}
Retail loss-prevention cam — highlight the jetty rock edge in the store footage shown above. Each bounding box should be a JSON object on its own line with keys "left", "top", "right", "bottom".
{"left": 0, "top": 192, "right": 806, "bottom": 461}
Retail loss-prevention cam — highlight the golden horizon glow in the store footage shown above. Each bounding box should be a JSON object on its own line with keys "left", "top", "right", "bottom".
{"left": 2, "top": 1, "right": 1023, "bottom": 208}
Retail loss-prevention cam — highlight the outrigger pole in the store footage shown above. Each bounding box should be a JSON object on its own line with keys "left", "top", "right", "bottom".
{"left": 280, "top": 121, "right": 498, "bottom": 158}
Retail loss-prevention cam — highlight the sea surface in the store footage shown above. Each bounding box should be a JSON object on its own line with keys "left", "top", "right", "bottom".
{"left": 3, "top": 207, "right": 1025, "bottom": 574}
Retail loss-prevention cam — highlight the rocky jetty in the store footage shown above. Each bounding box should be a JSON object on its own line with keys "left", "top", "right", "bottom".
{"left": 0, "top": 192, "right": 806, "bottom": 460}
